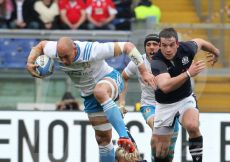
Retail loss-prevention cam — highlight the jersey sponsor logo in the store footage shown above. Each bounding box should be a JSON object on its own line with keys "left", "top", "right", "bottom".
{"left": 182, "top": 56, "right": 189, "bottom": 65}
{"left": 66, "top": 70, "right": 92, "bottom": 76}
{"left": 167, "top": 66, "right": 172, "bottom": 71}
{"left": 144, "top": 107, "right": 151, "bottom": 114}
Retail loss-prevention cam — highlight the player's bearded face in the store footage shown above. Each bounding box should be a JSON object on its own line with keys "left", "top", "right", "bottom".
{"left": 160, "top": 37, "right": 179, "bottom": 60}
{"left": 59, "top": 48, "right": 75, "bottom": 66}
{"left": 145, "top": 41, "right": 159, "bottom": 60}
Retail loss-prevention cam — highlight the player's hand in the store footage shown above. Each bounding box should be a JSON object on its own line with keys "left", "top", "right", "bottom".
{"left": 141, "top": 71, "right": 157, "bottom": 90}
{"left": 187, "top": 60, "right": 206, "bottom": 77}
{"left": 120, "top": 106, "right": 128, "bottom": 116}
{"left": 26, "top": 62, "right": 41, "bottom": 78}
{"left": 206, "top": 48, "right": 220, "bottom": 66}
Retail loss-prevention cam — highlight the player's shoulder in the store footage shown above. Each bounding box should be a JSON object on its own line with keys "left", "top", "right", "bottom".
{"left": 151, "top": 59, "right": 167, "bottom": 75}
{"left": 75, "top": 40, "right": 103, "bottom": 47}
{"left": 152, "top": 51, "right": 164, "bottom": 60}
{"left": 43, "top": 41, "right": 58, "bottom": 57}
{"left": 178, "top": 41, "right": 197, "bottom": 53}
{"left": 151, "top": 59, "right": 166, "bottom": 67}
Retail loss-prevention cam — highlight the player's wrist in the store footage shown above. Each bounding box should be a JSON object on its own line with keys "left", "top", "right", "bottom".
{"left": 213, "top": 48, "right": 220, "bottom": 57}
{"left": 185, "top": 70, "right": 191, "bottom": 78}
{"left": 128, "top": 48, "right": 144, "bottom": 66}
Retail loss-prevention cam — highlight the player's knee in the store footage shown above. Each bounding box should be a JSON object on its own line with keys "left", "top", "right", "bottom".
{"left": 186, "top": 123, "right": 200, "bottom": 135}
{"left": 123, "top": 42, "right": 135, "bottom": 52}
{"left": 93, "top": 86, "right": 109, "bottom": 102}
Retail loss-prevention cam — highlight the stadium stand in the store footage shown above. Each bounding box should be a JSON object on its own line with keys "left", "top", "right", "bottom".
{"left": 150, "top": 0, "right": 230, "bottom": 112}
{"left": 0, "top": 38, "right": 38, "bottom": 68}
{"left": 152, "top": 0, "right": 200, "bottom": 23}
{"left": 194, "top": 75, "right": 230, "bottom": 112}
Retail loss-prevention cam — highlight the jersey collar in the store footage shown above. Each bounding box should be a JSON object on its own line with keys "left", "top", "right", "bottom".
{"left": 74, "top": 43, "right": 81, "bottom": 62}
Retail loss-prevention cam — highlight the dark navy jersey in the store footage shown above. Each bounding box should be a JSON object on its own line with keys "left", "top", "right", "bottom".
{"left": 151, "top": 41, "right": 198, "bottom": 103}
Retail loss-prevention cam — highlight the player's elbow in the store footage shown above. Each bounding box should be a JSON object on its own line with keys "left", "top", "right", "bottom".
{"left": 121, "top": 71, "right": 129, "bottom": 81}
{"left": 124, "top": 42, "right": 136, "bottom": 53}
{"left": 158, "top": 85, "right": 172, "bottom": 94}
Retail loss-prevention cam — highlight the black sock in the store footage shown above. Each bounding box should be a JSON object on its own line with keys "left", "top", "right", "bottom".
{"left": 189, "top": 136, "right": 203, "bottom": 162}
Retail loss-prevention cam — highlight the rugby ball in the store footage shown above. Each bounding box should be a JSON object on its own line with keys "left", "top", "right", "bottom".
{"left": 35, "top": 55, "right": 54, "bottom": 77}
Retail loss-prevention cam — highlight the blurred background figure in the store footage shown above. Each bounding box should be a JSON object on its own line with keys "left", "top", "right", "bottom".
{"left": 134, "top": 0, "right": 161, "bottom": 23}
{"left": 9, "top": 0, "right": 40, "bottom": 29}
{"left": 0, "top": 0, "right": 14, "bottom": 28}
{"left": 58, "top": 0, "right": 87, "bottom": 30}
{"left": 226, "top": 4, "right": 230, "bottom": 18}
{"left": 56, "top": 92, "right": 81, "bottom": 111}
{"left": 86, "top": 0, "right": 117, "bottom": 30}
{"left": 112, "top": 0, "right": 132, "bottom": 30}
{"left": 34, "top": 0, "right": 59, "bottom": 29}
{"left": 106, "top": 54, "right": 130, "bottom": 72}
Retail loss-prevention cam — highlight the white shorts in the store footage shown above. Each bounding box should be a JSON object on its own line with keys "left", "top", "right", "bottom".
{"left": 153, "top": 94, "right": 198, "bottom": 135}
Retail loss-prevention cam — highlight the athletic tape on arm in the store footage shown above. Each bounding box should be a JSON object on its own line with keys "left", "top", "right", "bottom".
{"left": 117, "top": 42, "right": 143, "bottom": 66}
{"left": 128, "top": 48, "right": 144, "bottom": 66}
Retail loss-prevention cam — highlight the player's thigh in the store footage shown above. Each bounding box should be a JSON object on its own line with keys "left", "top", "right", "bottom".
{"left": 140, "top": 105, "right": 155, "bottom": 129}
{"left": 97, "top": 69, "right": 124, "bottom": 100}
{"left": 178, "top": 94, "right": 199, "bottom": 130}
{"left": 181, "top": 108, "right": 199, "bottom": 130}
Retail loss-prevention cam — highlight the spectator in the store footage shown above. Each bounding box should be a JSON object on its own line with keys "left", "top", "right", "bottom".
{"left": 134, "top": 0, "right": 161, "bottom": 23}
{"left": 56, "top": 92, "right": 80, "bottom": 111}
{"left": 0, "top": 0, "right": 14, "bottom": 28}
{"left": 85, "top": 0, "right": 117, "bottom": 30}
{"left": 9, "top": 0, "right": 40, "bottom": 29}
{"left": 58, "top": 0, "right": 86, "bottom": 30}
{"left": 113, "top": 0, "right": 132, "bottom": 30}
{"left": 34, "top": 0, "right": 59, "bottom": 29}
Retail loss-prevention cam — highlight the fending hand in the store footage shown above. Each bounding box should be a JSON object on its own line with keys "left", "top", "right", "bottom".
{"left": 206, "top": 48, "right": 220, "bottom": 66}
{"left": 141, "top": 71, "right": 157, "bottom": 90}
{"left": 187, "top": 60, "right": 206, "bottom": 77}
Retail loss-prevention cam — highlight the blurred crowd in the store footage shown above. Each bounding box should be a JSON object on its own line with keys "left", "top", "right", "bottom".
{"left": 0, "top": 0, "right": 161, "bottom": 30}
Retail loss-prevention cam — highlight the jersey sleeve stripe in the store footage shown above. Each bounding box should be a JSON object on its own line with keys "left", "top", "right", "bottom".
{"left": 83, "top": 42, "right": 93, "bottom": 61}
{"left": 83, "top": 43, "right": 90, "bottom": 60}
{"left": 86, "top": 43, "right": 93, "bottom": 60}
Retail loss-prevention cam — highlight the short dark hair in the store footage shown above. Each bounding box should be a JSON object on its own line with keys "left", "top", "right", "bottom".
{"left": 144, "top": 34, "right": 160, "bottom": 47}
{"left": 159, "top": 28, "right": 178, "bottom": 42}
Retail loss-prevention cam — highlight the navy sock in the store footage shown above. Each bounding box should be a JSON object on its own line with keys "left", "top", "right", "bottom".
{"left": 189, "top": 136, "right": 203, "bottom": 162}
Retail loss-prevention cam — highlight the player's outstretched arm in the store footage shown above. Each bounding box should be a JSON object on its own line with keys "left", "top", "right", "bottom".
{"left": 153, "top": 60, "right": 206, "bottom": 93}
{"left": 27, "top": 41, "right": 47, "bottom": 78}
{"left": 114, "top": 42, "right": 156, "bottom": 89}
{"left": 192, "top": 38, "right": 220, "bottom": 66}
